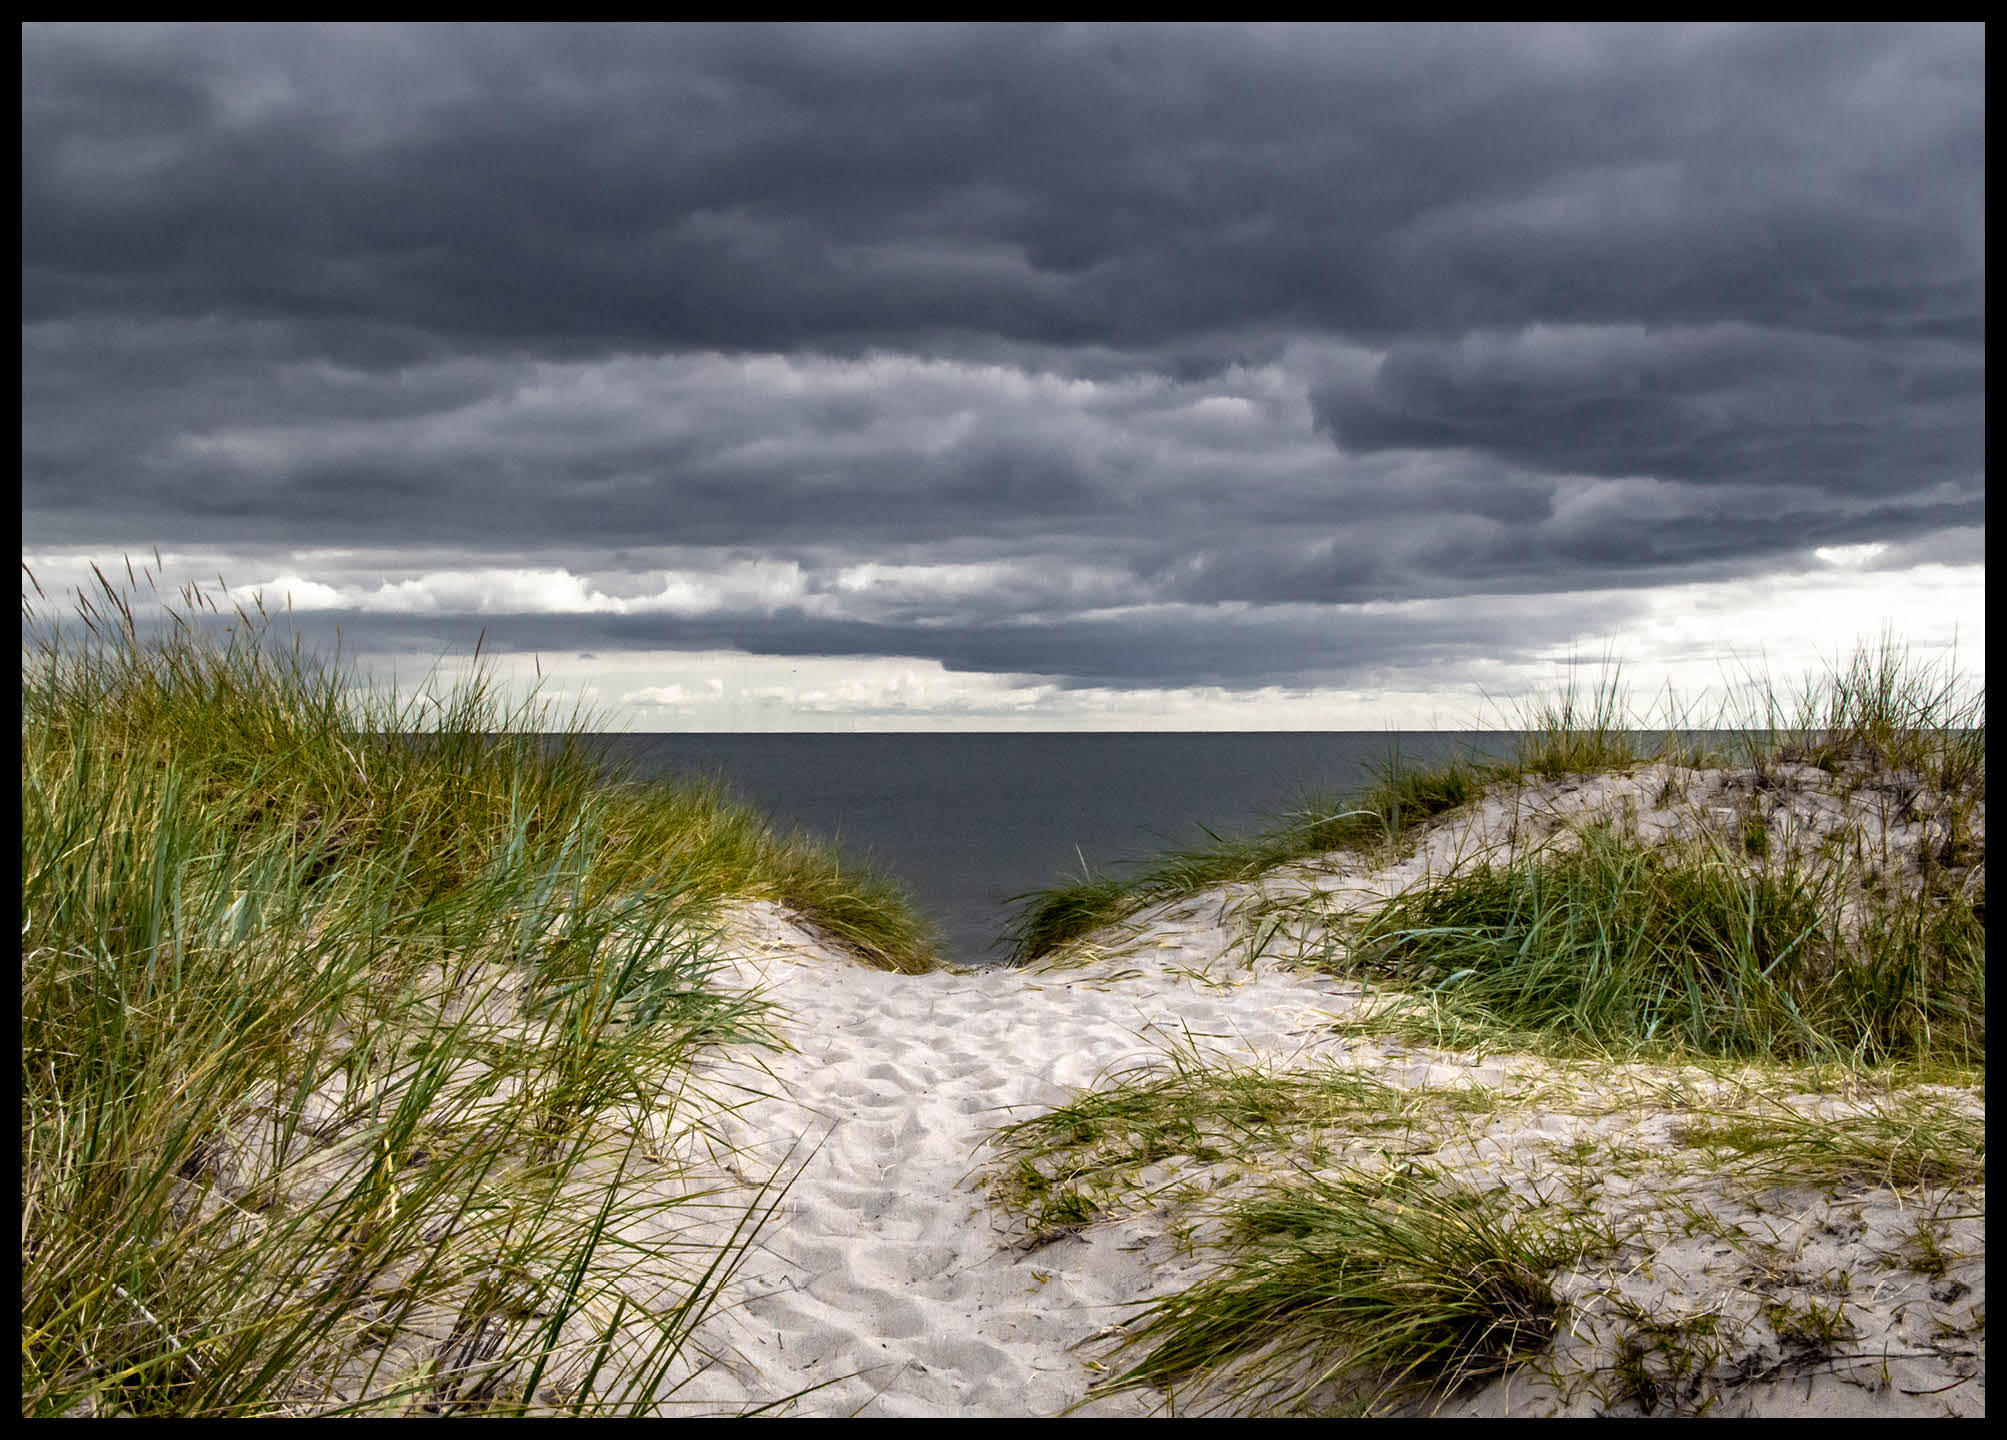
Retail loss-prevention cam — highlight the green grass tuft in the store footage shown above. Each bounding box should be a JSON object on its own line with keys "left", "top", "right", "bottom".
{"left": 1675, "top": 1096, "right": 1984, "bottom": 1193}
{"left": 1092, "top": 1166, "right": 1586, "bottom": 1416}
{"left": 985, "top": 1048, "right": 1414, "bottom": 1229}
{"left": 1003, "top": 641, "right": 1983, "bottom": 1076}
{"left": 1733, "top": 628, "right": 1985, "bottom": 794}
{"left": 1338, "top": 824, "right": 1983, "bottom": 1069}
{"left": 1002, "top": 751, "right": 1492, "bottom": 967}
{"left": 991, "top": 639, "right": 1982, "bottom": 1416}
{"left": 1000, "top": 871, "right": 1137, "bottom": 969}
{"left": 1001, "top": 661, "right": 1675, "bottom": 966}
{"left": 20, "top": 558, "right": 931, "bottom": 1416}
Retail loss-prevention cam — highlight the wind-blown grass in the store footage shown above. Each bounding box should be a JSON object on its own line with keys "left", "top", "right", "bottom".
{"left": 1088, "top": 1166, "right": 1591, "bottom": 1416}
{"left": 1002, "top": 751, "right": 1495, "bottom": 967}
{"left": 1341, "top": 823, "right": 1984, "bottom": 1069}
{"left": 1674, "top": 1095, "right": 1986, "bottom": 1194}
{"left": 1321, "top": 636, "right": 1988, "bottom": 1071}
{"left": 1003, "top": 646, "right": 1983, "bottom": 1067}
{"left": 1727, "top": 630, "right": 1986, "bottom": 794}
{"left": 20, "top": 559, "right": 933, "bottom": 1415}
{"left": 21, "top": 561, "right": 938, "bottom": 974}
{"left": 984, "top": 1048, "right": 1413, "bottom": 1231}
{"left": 1002, "top": 665, "right": 1669, "bottom": 966}
{"left": 992, "top": 638, "right": 1981, "bottom": 1415}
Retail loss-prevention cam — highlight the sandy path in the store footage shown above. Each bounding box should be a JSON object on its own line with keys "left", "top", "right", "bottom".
{"left": 636, "top": 758, "right": 1984, "bottom": 1416}
{"left": 659, "top": 902, "right": 1380, "bottom": 1416}
{"left": 638, "top": 902, "right": 1982, "bottom": 1417}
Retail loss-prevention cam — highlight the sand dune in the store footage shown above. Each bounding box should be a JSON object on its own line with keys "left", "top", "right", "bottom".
{"left": 639, "top": 761, "right": 1984, "bottom": 1416}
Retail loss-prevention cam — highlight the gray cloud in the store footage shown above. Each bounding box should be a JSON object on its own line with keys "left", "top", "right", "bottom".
{"left": 74, "top": 594, "right": 1610, "bottom": 695}
{"left": 21, "top": 23, "right": 1985, "bottom": 695}
{"left": 1310, "top": 326, "right": 1982, "bottom": 501}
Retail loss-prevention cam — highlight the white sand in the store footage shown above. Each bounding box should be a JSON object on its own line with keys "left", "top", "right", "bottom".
{"left": 657, "top": 901, "right": 1384, "bottom": 1417}
{"left": 625, "top": 761, "right": 1984, "bottom": 1416}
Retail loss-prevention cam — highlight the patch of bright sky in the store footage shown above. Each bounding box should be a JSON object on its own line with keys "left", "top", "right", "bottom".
{"left": 22, "top": 548, "right": 1982, "bottom": 732}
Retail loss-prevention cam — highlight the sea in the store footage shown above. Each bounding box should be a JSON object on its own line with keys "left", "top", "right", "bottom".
{"left": 589, "top": 732, "right": 1528, "bottom": 967}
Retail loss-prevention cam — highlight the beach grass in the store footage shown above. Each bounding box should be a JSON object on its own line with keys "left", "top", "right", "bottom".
{"left": 1085, "top": 1164, "right": 1597, "bottom": 1416}
{"left": 990, "top": 635, "right": 1981, "bottom": 1415}
{"left": 1673, "top": 1093, "right": 1986, "bottom": 1194}
{"left": 985, "top": 1050, "right": 1410, "bottom": 1231}
{"left": 20, "top": 559, "right": 933, "bottom": 1416}
{"left": 983, "top": 1038, "right": 1522, "bottom": 1234}
{"left": 984, "top": 1037, "right": 1983, "bottom": 1416}
{"left": 1337, "top": 822, "right": 1983, "bottom": 1069}
{"left": 1003, "top": 640, "right": 1983, "bottom": 1071}
{"left": 1002, "top": 639, "right": 1982, "bottom": 975}
{"left": 1000, "top": 752, "right": 1494, "bottom": 968}
{"left": 1000, "top": 667, "right": 1656, "bottom": 966}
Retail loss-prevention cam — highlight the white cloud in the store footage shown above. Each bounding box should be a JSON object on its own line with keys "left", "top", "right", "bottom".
{"left": 1813, "top": 542, "right": 1889, "bottom": 568}
{"left": 232, "top": 562, "right": 811, "bottom": 619}
{"left": 22, "top": 543, "right": 1982, "bottom": 733}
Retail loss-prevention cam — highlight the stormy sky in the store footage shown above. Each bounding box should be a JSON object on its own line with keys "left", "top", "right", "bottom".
{"left": 22, "top": 23, "right": 1985, "bottom": 729}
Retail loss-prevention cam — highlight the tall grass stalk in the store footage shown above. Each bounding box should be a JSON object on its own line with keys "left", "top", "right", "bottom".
{"left": 1728, "top": 628, "right": 1985, "bottom": 792}
{"left": 1340, "top": 823, "right": 1982, "bottom": 1068}
{"left": 21, "top": 560, "right": 923, "bottom": 1415}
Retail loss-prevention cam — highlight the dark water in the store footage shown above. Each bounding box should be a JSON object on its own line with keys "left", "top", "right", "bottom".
{"left": 592, "top": 733, "right": 1523, "bottom": 966}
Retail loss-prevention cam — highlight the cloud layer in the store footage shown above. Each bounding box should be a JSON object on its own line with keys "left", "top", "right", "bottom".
{"left": 21, "top": 23, "right": 1985, "bottom": 718}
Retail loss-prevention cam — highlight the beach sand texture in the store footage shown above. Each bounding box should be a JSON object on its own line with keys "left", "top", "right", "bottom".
{"left": 640, "top": 761, "right": 1984, "bottom": 1416}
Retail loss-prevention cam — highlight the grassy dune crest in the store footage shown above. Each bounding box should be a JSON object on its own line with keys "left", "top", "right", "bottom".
{"left": 1006, "top": 639, "right": 1983, "bottom": 1068}
{"left": 20, "top": 561, "right": 934, "bottom": 1416}
{"left": 991, "top": 636, "right": 1983, "bottom": 1414}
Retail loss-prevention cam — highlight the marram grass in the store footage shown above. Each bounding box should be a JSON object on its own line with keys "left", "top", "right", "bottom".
{"left": 1004, "top": 639, "right": 1983, "bottom": 1074}
{"left": 1089, "top": 1165, "right": 1591, "bottom": 1417}
{"left": 1343, "top": 822, "right": 1984, "bottom": 1069}
{"left": 1005, "top": 639, "right": 1982, "bottom": 972}
{"left": 999, "top": 665, "right": 1649, "bottom": 965}
{"left": 20, "top": 560, "right": 933, "bottom": 1416}
{"left": 993, "top": 635, "right": 1980, "bottom": 1416}
{"left": 1674, "top": 1094, "right": 1985, "bottom": 1194}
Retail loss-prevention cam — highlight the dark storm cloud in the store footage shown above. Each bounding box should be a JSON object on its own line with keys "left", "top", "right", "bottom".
{"left": 20, "top": 23, "right": 1985, "bottom": 691}
{"left": 1310, "top": 326, "right": 1982, "bottom": 499}
{"left": 23, "top": 24, "right": 1982, "bottom": 350}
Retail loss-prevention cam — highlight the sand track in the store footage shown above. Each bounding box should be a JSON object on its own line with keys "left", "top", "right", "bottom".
{"left": 662, "top": 901, "right": 1377, "bottom": 1416}
{"left": 643, "top": 761, "right": 1983, "bottom": 1416}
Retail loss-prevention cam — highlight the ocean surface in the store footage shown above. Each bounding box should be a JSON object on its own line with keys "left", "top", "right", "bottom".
{"left": 591, "top": 732, "right": 1525, "bottom": 967}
